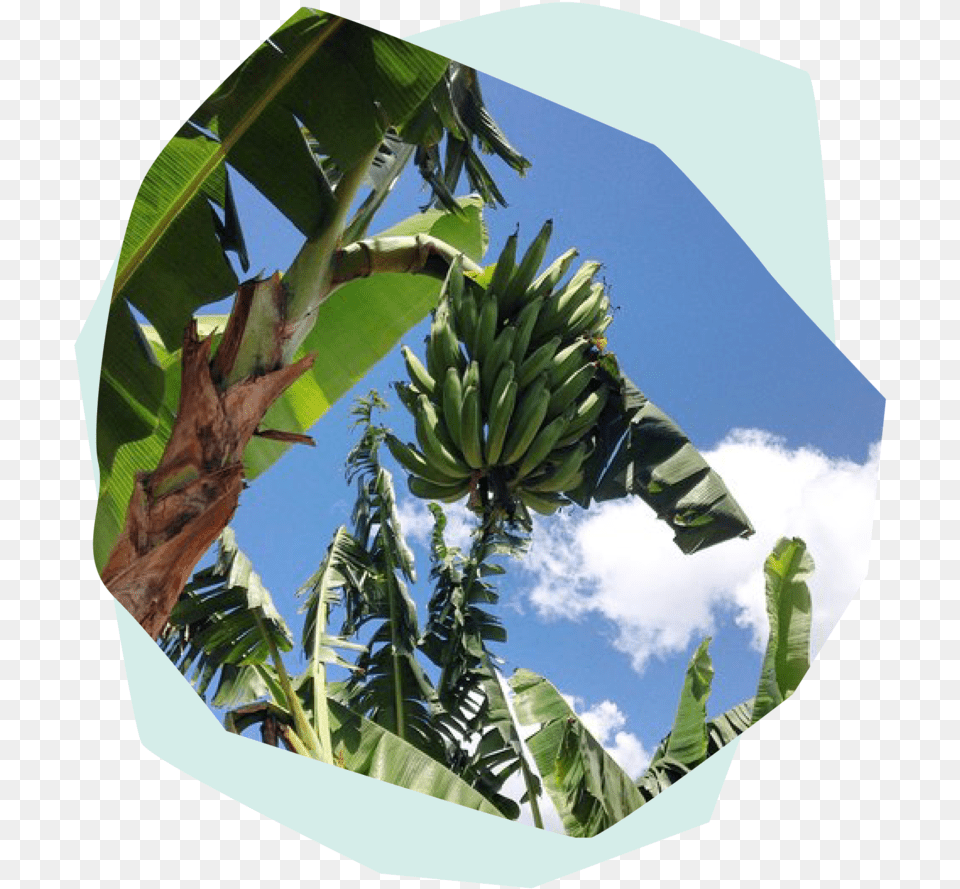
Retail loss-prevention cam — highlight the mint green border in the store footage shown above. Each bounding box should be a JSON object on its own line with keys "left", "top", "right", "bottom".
{"left": 76, "top": 5, "right": 835, "bottom": 885}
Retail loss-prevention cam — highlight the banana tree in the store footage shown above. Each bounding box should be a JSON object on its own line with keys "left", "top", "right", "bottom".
{"left": 162, "top": 525, "right": 505, "bottom": 816}
{"left": 509, "top": 536, "right": 816, "bottom": 836}
{"left": 96, "top": 7, "right": 530, "bottom": 640}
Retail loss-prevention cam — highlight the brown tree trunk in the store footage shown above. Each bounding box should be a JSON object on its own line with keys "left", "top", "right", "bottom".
{"left": 101, "top": 276, "right": 316, "bottom": 640}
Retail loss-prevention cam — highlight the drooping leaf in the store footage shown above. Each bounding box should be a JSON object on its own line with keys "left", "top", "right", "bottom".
{"left": 567, "top": 372, "right": 754, "bottom": 553}
{"left": 159, "top": 527, "right": 293, "bottom": 702}
{"left": 509, "top": 668, "right": 644, "bottom": 838}
{"left": 751, "top": 536, "right": 814, "bottom": 722}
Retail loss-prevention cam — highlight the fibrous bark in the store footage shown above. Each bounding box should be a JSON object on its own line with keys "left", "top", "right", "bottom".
{"left": 101, "top": 280, "right": 315, "bottom": 639}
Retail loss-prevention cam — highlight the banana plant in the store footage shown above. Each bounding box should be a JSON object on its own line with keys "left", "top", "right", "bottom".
{"left": 418, "top": 503, "right": 544, "bottom": 823}
{"left": 97, "top": 7, "right": 530, "bottom": 640}
{"left": 334, "top": 395, "right": 454, "bottom": 762}
{"left": 508, "top": 536, "right": 816, "bottom": 836}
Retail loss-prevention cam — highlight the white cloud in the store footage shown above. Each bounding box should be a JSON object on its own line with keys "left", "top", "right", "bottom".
{"left": 519, "top": 430, "right": 881, "bottom": 672}
{"left": 395, "top": 496, "right": 476, "bottom": 553}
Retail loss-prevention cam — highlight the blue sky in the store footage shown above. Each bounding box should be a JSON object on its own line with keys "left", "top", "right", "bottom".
{"left": 199, "top": 74, "right": 883, "bottom": 812}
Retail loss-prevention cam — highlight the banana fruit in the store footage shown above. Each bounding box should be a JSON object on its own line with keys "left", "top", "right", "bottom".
{"left": 393, "top": 223, "right": 616, "bottom": 517}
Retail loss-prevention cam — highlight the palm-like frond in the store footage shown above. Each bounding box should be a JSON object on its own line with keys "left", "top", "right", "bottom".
{"left": 337, "top": 395, "right": 451, "bottom": 762}
{"left": 159, "top": 527, "right": 293, "bottom": 705}
{"left": 403, "top": 62, "right": 531, "bottom": 212}
{"left": 416, "top": 505, "right": 537, "bottom": 820}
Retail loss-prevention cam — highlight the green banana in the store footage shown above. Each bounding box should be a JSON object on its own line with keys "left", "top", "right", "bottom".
{"left": 547, "top": 361, "right": 596, "bottom": 418}
{"left": 518, "top": 488, "right": 567, "bottom": 516}
{"left": 531, "top": 261, "right": 601, "bottom": 341}
{"left": 464, "top": 359, "right": 481, "bottom": 394}
{"left": 510, "top": 295, "right": 543, "bottom": 367}
{"left": 547, "top": 339, "right": 590, "bottom": 387}
{"left": 529, "top": 247, "right": 579, "bottom": 300}
{"left": 454, "top": 286, "right": 479, "bottom": 346}
{"left": 556, "top": 387, "right": 609, "bottom": 448}
{"left": 516, "top": 406, "right": 575, "bottom": 480}
{"left": 517, "top": 336, "right": 561, "bottom": 390}
{"left": 384, "top": 433, "right": 464, "bottom": 487}
{"left": 393, "top": 381, "right": 420, "bottom": 416}
{"left": 442, "top": 366, "right": 464, "bottom": 451}
{"left": 433, "top": 307, "right": 465, "bottom": 375}
{"left": 566, "top": 284, "right": 607, "bottom": 338}
{"left": 487, "top": 229, "right": 518, "bottom": 303}
{"left": 481, "top": 325, "right": 517, "bottom": 403}
{"left": 484, "top": 364, "right": 517, "bottom": 465}
{"left": 501, "top": 373, "right": 551, "bottom": 466}
{"left": 408, "top": 474, "right": 472, "bottom": 503}
{"left": 524, "top": 442, "right": 588, "bottom": 493}
{"left": 499, "top": 219, "right": 553, "bottom": 314}
{"left": 414, "top": 393, "right": 472, "bottom": 479}
{"left": 402, "top": 345, "right": 437, "bottom": 398}
{"left": 459, "top": 383, "right": 485, "bottom": 469}
{"left": 472, "top": 291, "right": 499, "bottom": 362}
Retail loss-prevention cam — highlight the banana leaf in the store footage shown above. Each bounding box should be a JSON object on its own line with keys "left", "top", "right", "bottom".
{"left": 93, "top": 198, "right": 486, "bottom": 573}
{"left": 751, "top": 536, "right": 814, "bottom": 722}
{"left": 567, "top": 366, "right": 755, "bottom": 554}
{"left": 159, "top": 527, "right": 293, "bottom": 704}
{"left": 509, "top": 668, "right": 644, "bottom": 838}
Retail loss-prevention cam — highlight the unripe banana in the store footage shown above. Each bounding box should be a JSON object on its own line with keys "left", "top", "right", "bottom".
{"left": 442, "top": 366, "right": 464, "bottom": 451}
{"left": 524, "top": 442, "right": 588, "bottom": 493}
{"left": 501, "top": 373, "right": 551, "bottom": 466}
{"left": 454, "top": 286, "right": 479, "bottom": 346}
{"left": 499, "top": 219, "right": 553, "bottom": 314}
{"left": 408, "top": 474, "right": 472, "bottom": 503}
{"left": 464, "top": 359, "right": 481, "bottom": 394}
{"left": 518, "top": 488, "right": 567, "bottom": 516}
{"left": 547, "top": 361, "right": 596, "bottom": 419}
{"left": 556, "top": 387, "right": 610, "bottom": 448}
{"left": 472, "top": 291, "right": 499, "bottom": 362}
{"left": 566, "top": 284, "right": 607, "bottom": 338}
{"left": 547, "top": 338, "right": 590, "bottom": 388}
{"left": 510, "top": 296, "right": 543, "bottom": 367}
{"left": 384, "top": 433, "right": 464, "bottom": 487}
{"left": 531, "top": 261, "right": 602, "bottom": 342}
{"left": 484, "top": 375, "right": 517, "bottom": 466}
{"left": 516, "top": 406, "right": 575, "bottom": 480}
{"left": 402, "top": 345, "right": 437, "bottom": 398}
{"left": 433, "top": 308, "right": 466, "bottom": 375}
{"left": 554, "top": 261, "right": 603, "bottom": 319}
{"left": 394, "top": 381, "right": 421, "bottom": 416}
{"left": 487, "top": 229, "right": 518, "bottom": 303}
{"left": 517, "top": 336, "right": 561, "bottom": 390}
{"left": 481, "top": 325, "right": 516, "bottom": 403}
{"left": 459, "top": 384, "right": 485, "bottom": 470}
{"left": 529, "top": 247, "right": 579, "bottom": 301}
{"left": 414, "top": 393, "right": 472, "bottom": 479}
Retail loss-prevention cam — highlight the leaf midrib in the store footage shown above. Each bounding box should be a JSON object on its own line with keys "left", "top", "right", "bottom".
{"left": 112, "top": 15, "right": 346, "bottom": 301}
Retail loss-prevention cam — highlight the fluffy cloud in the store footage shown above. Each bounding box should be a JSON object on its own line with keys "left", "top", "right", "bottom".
{"left": 519, "top": 430, "right": 881, "bottom": 672}
{"left": 395, "top": 496, "right": 476, "bottom": 553}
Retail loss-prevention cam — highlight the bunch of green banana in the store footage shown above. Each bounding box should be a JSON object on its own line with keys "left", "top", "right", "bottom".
{"left": 391, "top": 222, "right": 617, "bottom": 518}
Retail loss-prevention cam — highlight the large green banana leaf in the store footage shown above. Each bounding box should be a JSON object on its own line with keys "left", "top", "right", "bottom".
{"left": 94, "top": 9, "right": 465, "bottom": 562}
{"left": 568, "top": 365, "right": 755, "bottom": 553}
{"left": 509, "top": 668, "right": 644, "bottom": 838}
{"left": 94, "top": 199, "right": 486, "bottom": 572}
{"left": 751, "top": 536, "right": 814, "bottom": 722}
{"left": 226, "top": 694, "right": 507, "bottom": 818}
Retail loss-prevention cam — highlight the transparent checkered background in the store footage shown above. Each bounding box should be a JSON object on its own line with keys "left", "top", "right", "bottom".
{"left": 4, "top": 1, "right": 954, "bottom": 886}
